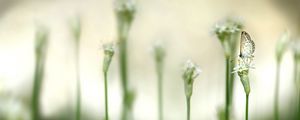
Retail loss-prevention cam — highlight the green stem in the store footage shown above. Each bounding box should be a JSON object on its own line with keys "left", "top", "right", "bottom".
{"left": 245, "top": 94, "right": 249, "bottom": 120}
{"left": 119, "top": 36, "right": 130, "bottom": 120}
{"left": 225, "top": 57, "right": 230, "bottom": 120}
{"left": 156, "top": 61, "right": 163, "bottom": 120}
{"left": 274, "top": 61, "right": 280, "bottom": 120}
{"left": 32, "top": 58, "right": 44, "bottom": 120}
{"left": 297, "top": 88, "right": 300, "bottom": 119}
{"left": 116, "top": 5, "right": 134, "bottom": 119}
{"left": 295, "top": 58, "right": 300, "bottom": 118}
{"left": 32, "top": 38, "right": 47, "bottom": 120}
{"left": 75, "top": 42, "right": 81, "bottom": 120}
{"left": 186, "top": 97, "right": 191, "bottom": 120}
{"left": 104, "top": 72, "right": 109, "bottom": 120}
{"left": 229, "top": 57, "right": 235, "bottom": 106}
{"left": 76, "top": 77, "right": 81, "bottom": 120}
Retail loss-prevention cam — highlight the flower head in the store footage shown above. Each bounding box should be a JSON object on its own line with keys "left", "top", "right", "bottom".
{"left": 232, "top": 56, "right": 255, "bottom": 73}
{"left": 114, "top": 0, "right": 136, "bottom": 24}
{"left": 102, "top": 43, "right": 115, "bottom": 72}
{"left": 152, "top": 41, "right": 166, "bottom": 63}
{"left": 214, "top": 18, "right": 243, "bottom": 57}
{"left": 182, "top": 60, "right": 201, "bottom": 98}
{"left": 214, "top": 18, "right": 243, "bottom": 43}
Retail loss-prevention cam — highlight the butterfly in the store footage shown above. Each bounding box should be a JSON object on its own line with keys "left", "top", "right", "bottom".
{"left": 239, "top": 31, "right": 255, "bottom": 59}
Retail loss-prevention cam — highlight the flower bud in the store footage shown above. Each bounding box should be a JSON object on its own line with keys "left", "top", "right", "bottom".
{"left": 103, "top": 43, "right": 115, "bottom": 73}
{"left": 182, "top": 60, "right": 201, "bottom": 98}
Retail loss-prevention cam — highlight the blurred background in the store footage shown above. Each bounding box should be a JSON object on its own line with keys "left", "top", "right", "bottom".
{"left": 0, "top": 0, "right": 299, "bottom": 119}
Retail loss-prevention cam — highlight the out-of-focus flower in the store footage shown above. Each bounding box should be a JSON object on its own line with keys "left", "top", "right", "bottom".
{"left": 292, "top": 39, "right": 300, "bottom": 59}
{"left": 0, "top": 97, "right": 31, "bottom": 120}
{"left": 114, "top": 0, "right": 136, "bottom": 39}
{"left": 276, "top": 31, "right": 290, "bottom": 61}
{"left": 182, "top": 60, "right": 202, "bottom": 98}
{"left": 232, "top": 57, "right": 255, "bottom": 73}
{"left": 102, "top": 43, "right": 115, "bottom": 73}
{"left": 214, "top": 18, "right": 243, "bottom": 57}
{"left": 152, "top": 41, "right": 166, "bottom": 63}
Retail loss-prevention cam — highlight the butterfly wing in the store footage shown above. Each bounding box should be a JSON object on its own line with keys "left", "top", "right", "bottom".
{"left": 240, "top": 31, "right": 255, "bottom": 58}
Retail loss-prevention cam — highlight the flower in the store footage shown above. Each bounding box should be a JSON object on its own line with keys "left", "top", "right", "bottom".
{"left": 152, "top": 41, "right": 166, "bottom": 63}
{"left": 114, "top": 0, "right": 136, "bottom": 40}
{"left": 114, "top": 0, "right": 136, "bottom": 24}
{"left": 114, "top": 0, "right": 136, "bottom": 13}
{"left": 182, "top": 60, "right": 202, "bottom": 98}
{"left": 214, "top": 18, "right": 243, "bottom": 43}
{"left": 214, "top": 18, "right": 243, "bottom": 57}
{"left": 102, "top": 43, "right": 115, "bottom": 72}
{"left": 232, "top": 57, "right": 255, "bottom": 73}
{"left": 276, "top": 31, "right": 290, "bottom": 61}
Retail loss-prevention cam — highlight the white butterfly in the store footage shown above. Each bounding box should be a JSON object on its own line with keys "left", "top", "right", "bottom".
{"left": 239, "top": 31, "right": 255, "bottom": 59}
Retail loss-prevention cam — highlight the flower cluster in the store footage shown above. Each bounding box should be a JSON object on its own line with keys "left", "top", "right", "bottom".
{"left": 232, "top": 57, "right": 255, "bottom": 73}
{"left": 182, "top": 60, "right": 202, "bottom": 98}
{"left": 214, "top": 18, "right": 243, "bottom": 57}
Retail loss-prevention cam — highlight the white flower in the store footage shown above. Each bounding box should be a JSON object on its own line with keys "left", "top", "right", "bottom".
{"left": 182, "top": 60, "right": 201, "bottom": 97}
{"left": 103, "top": 43, "right": 115, "bottom": 56}
{"left": 102, "top": 43, "right": 115, "bottom": 72}
{"left": 183, "top": 60, "right": 202, "bottom": 80}
{"left": 114, "top": 0, "right": 136, "bottom": 13}
{"left": 232, "top": 57, "right": 255, "bottom": 73}
{"left": 214, "top": 18, "right": 243, "bottom": 36}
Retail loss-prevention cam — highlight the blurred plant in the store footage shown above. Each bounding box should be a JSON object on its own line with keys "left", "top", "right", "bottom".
{"left": 114, "top": 0, "right": 136, "bottom": 119}
{"left": 32, "top": 25, "right": 49, "bottom": 120}
{"left": 70, "top": 16, "right": 82, "bottom": 120}
{"left": 182, "top": 60, "right": 201, "bottom": 120}
{"left": 233, "top": 31, "right": 255, "bottom": 120}
{"left": 214, "top": 18, "right": 243, "bottom": 120}
{"left": 102, "top": 43, "right": 115, "bottom": 120}
{"left": 274, "top": 31, "right": 290, "bottom": 120}
{"left": 292, "top": 39, "right": 300, "bottom": 119}
{"left": 152, "top": 41, "right": 166, "bottom": 120}
{"left": 0, "top": 96, "right": 31, "bottom": 120}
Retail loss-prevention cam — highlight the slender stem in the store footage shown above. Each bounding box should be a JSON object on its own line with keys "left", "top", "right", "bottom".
{"left": 295, "top": 58, "right": 300, "bottom": 118}
{"left": 76, "top": 77, "right": 81, "bottom": 120}
{"left": 297, "top": 87, "right": 300, "bottom": 119}
{"left": 225, "top": 57, "right": 230, "bottom": 120}
{"left": 229, "top": 57, "right": 235, "bottom": 106}
{"left": 274, "top": 61, "right": 280, "bottom": 120}
{"left": 245, "top": 94, "right": 249, "bottom": 120}
{"left": 104, "top": 72, "right": 109, "bottom": 120}
{"left": 119, "top": 36, "right": 130, "bottom": 120}
{"left": 156, "top": 61, "right": 163, "bottom": 120}
{"left": 186, "top": 97, "right": 191, "bottom": 120}
{"left": 32, "top": 58, "right": 44, "bottom": 120}
{"left": 32, "top": 36, "right": 47, "bottom": 120}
